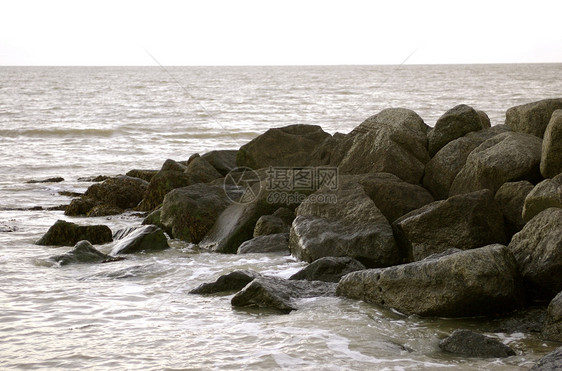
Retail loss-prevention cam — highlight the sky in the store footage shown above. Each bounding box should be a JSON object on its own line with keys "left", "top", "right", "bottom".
{"left": 0, "top": 0, "right": 561, "bottom": 66}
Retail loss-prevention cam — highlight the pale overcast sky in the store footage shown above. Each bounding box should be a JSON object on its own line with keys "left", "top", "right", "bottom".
{"left": 1, "top": 0, "right": 561, "bottom": 66}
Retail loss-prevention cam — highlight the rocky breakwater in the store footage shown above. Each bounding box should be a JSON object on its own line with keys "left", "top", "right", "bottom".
{"left": 35, "top": 99, "right": 562, "bottom": 366}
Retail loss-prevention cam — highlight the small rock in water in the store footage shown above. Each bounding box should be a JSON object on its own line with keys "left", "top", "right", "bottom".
{"left": 110, "top": 224, "right": 169, "bottom": 255}
{"left": 36, "top": 219, "right": 112, "bottom": 246}
{"left": 77, "top": 175, "right": 110, "bottom": 182}
{"left": 26, "top": 177, "right": 64, "bottom": 183}
{"left": 529, "top": 346, "right": 562, "bottom": 371}
{"left": 439, "top": 329, "right": 516, "bottom": 358}
{"left": 190, "top": 270, "right": 263, "bottom": 294}
{"left": 289, "top": 256, "right": 366, "bottom": 283}
{"left": 49, "top": 240, "right": 123, "bottom": 266}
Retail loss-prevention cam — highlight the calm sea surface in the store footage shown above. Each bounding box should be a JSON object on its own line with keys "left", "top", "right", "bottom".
{"left": 0, "top": 64, "right": 561, "bottom": 370}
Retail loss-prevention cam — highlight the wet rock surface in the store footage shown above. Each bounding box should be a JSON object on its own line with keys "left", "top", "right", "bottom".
{"left": 36, "top": 220, "right": 113, "bottom": 246}
{"left": 439, "top": 329, "right": 515, "bottom": 358}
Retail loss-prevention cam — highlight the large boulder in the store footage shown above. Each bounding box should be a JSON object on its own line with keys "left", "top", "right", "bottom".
{"left": 236, "top": 233, "right": 289, "bottom": 254}
{"left": 508, "top": 207, "right": 562, "bottom": 300}
{"left": 160, "top": 183, "right": 231, "bottom": 242}
{"left": 189, "top": 270, "right": 263, "bottom": 294}
{"left": 542, "top": 291, "right": 562, "bottom": 342}
{"left": 505, "top": 98, "right": 562, "bottom": 138}
{"left": 137, "top": 169, "right": 193, "bottom": 211}
{"left": 392, "top": 189, "right": 507, "bottom": 261}
{"left": 289, "top": 256, "right": 366, "bottom": 283}
{"left": 337, "top": 244, "right": 522, "bottom": 317}
{"left": 289, "top": 181, "right": 402, "bottom": 268}
{"left": 422, "top": 125, "right": 511, "bottom": 199}
{"left": 198, "top": 180, "right": 286, "bottom": 254}
{"left": 184, "top": 156, "right": 222, "bottom": 184}
{"left": 449, "top": 132, "right": 543, "bottom": 196}
{"left": 231, "top": 276, "right": 337, "bottom": 313}
{"left": 236, "top": 124, "right": 330, "bottom": 169}
{"left": 353, "top": 173, "right": 434, "bottom": 223}
{"left": 529, "top": 346, "right": 562, "bottom": 371}
{"left": 335, "top": 108, "right": 430, "bottom": 184}
{"left": 494, "top": 181, "right": 535, "bottom": 235}
{"left": 65, "top": 176, "right": 148, "bottom": 216}
{"left": 201, "top": 150, "right": 238, "bottom": 176}
{"left": 36, "top": 220, "right": 112, "bottom": 246}
{"left": 541, "top": 109, "right": 562, "bottom": 178}
{"left": 522, "top": 174, "right": 562, "bottom": 222}
{"left": 125, "top": 169, "right": 158, "bottom": 182}
{"left": 439, "top": 329, "right": 515, "bottom": 358}
{"left": 253, "top": 214, "right": 288, "bottom": 237}
{"left": 427, "top": 104, "right": 484, "bottom": 157}
{"left": 110, "top": 225, "right": 169, "bottom": 255}
{"left": 49, "top": 240, "right": 122, "bottom": 266}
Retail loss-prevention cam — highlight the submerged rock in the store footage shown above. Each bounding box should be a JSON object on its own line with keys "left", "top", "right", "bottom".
{"left": 110, "top": 225, "right": 168, "bottom": 255}
{"left": 190, "top": 270, "right": 263, "bottom": 294}
{"left": 439, "top": 329, "right": 515, "bottom": 358}
{"left": 236, "top": 124, "right": 330, "bottom": 169}
{"left": 160, "top": 183, "right": 231, "bottom": 242}
{"left": 49, "top": 240, "right": 122, "bottom": 266}
{"left": 27, "top": 177, "right": 64, "bottom": 183}
{"left": 542, "top": 291, "right": 562, "bottom": 342}
{"left": 505, "top": 98, "right": 562, "bottom": 138}
{"left": 231, "top": 276, "right": 337, "bottom": 313}
{"left": 236, "top": 233, "right": 289, "bottom": 254}
{"left": 392, "top": 189, "right": 507, "bottom": 261}
{"left": 289, "top": 180, "right": 401, "bottom": 268}
{"left": 337, "top": 244, "right": 522, "bottom": 317}
{"left": 508, "top": 207, "right": 562, "bottom": 301}
{"left": 335, "top": 108, "right": 430, "bottom": 184}
{"left": 522, "top": 174, "right": 562, "bottom": 222}
{"left": 449, "top": 132, "right": 542, "bottom": 196}
{"left": 36, "top": 220, "right": 112, "bottom": 246}
{"left": 289, "top": 256, "right": 366, "bottom": 283}
{"left": 541, "top": 109, "right": 562, "bottom": 178}
{"left": 428, "top": 104, "right": 483, "bottom": 157}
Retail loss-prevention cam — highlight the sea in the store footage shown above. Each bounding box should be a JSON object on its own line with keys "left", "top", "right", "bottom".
{"left": 0, "top": 64, "right": 561, "bottom": 370}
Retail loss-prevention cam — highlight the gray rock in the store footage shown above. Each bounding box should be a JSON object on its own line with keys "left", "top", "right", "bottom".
{"left": 508, "top": 208, "right": 562, "bottom": 300}
{"left": 136, "top": 169, "right": 193, "bottom": 211}
{"left": 231, "top": 276, "right": 337, "bottom": 313}
{"left": 439, "top": 329, "right": 515, "bottom": 358}
{"left": 198, "top": 180, "right": 284, "bottom": 254}
{"left": 49, "top": 240, "right": 122, "bottom": 266}
{"left": 505, "top": 98, "right": 562, "bottom": 138}
{"left": 494, "top": 181, "right": 535, "bottom": 235}
{"left": 336, "top": 108, "right": 430, "bottom": 184}
{"left": 160, "top": 159, "right": 188, "bottom": 172}
{"left": 86, "top": 204, "right": 123, "bottom": 217}
{"left": 189, "top": 270, "right": 263, "bottom": 294}
{"left": 27, "top": 177, "right": 64, "bottom": 183}
{"left": 522, "top": 174, "right": 562, "bottom": 222}
{"left": 353, "top": 173, "right": 434, "bottom": 223}
{"left": 184, "top": 156, "right": 222, "bottom": 184}
{"left": 65, "top": 176, "right": 148, "bottom": 216}
{"left": 201, "top": 150, "right": 238, "bottom": 176}
{"left": 236, "top": 124, "right": 330, "bottom": 169}
{"left": 477, "top": 110, "right": 491, "bottom": 128}
{"left": 253, "top": 215, "right": 288, "bottom": 237}
{"left": 309, "top": 132, "right": 348, "bottom": 166}
{"left": 160, "top": 183, "right": 231, "bottom": 242}
{"left": 529, "top": 346, "right": 562, "bottom": 371}
{"left": 423, "top": 126, "right": 510, "bottom": 199}
{"left": 428, "top": 104, "right": 483, "bottom": 157}
{"left": 110, "top": 225, "right": 169, "bottom": 255}
{"left": 392, "top": 189, "right": 507, "bottom": 261}
{"left": 36, "top": 220, "right": 112, "bottom": 246}
{"left": 450, "top": 132, "right": 542, "bottom": 196}
{"left": 541, "top": 109, "right": 562, "bottom": 178}
{"left": 272, "top": 207, "right": 295, "bottom": 226}
{"left": 125, "top": 169, "right": 158, "bottom": 182}
{"left": 336, "top": 244, "right": 522, "bottom": 317}
{"left": 289, "top": 181, "right": 401, "bottom": 268}
{"left": 542, "top": 291, "right": 562, "bottom": 342}
{"left": 237, "top": 233, "right": 289, "bottom": 254}
{"left": 289, "top": 257, "right": 366, "bottom": 283}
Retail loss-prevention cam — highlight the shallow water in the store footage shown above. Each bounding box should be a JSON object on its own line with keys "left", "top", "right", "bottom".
{"left": 1, "top": 64, "right": 561, "bottom": 370}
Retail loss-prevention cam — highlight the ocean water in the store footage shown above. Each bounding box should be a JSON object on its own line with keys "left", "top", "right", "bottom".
{"left": 0, "top": 64, "right": 561, "bottom": 370}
